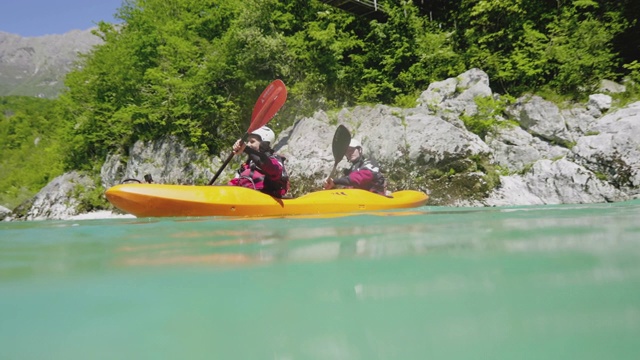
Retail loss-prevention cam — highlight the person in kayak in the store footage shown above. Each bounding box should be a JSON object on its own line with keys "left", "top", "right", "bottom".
{"left": 228, "top": 126, "right": 290, "bottom": 198}
{"left": 323, "top": 139, "right": 387, "bottom": 195}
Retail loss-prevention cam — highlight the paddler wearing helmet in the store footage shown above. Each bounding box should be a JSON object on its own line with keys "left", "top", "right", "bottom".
{"left": 323, "top": 138, "right": 387, "bottom": 195}
{"left": 228, "top": 126, "right": 289, "bottom": 198}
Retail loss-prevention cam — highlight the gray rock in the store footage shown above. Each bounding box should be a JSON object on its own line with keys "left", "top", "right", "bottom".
{"left": 0, "top": 205, "right": 10, "bottom": 221}
{"left": 507, "top": 95, "right": 573, "bottom": 144}
{"left": 416, "top": 77, "right": 456, "bottom": 110}
{"left": 339, "top": 105, "right": 408, "bottom": 163}
{"left": 277, "top": 114, "right": 335, "bottom": 179}
{"left": 486, "top": 125, "right": 569, "bottom": 173}
{"left": 587, "top": 94, "right": 612, "bottom": 117}
{"left": 484, "top": 159, "right": 628, "bottom": 206}
{"left": 483, "top": 175, "right": 545, "bottom": 206}
{"left": 101, "top": 154, "right": 127, "bottom": 189}
{"left": 106, "top": 136, "right": 223, "bottom": 185}
{"left": 403, "top": 110, "right": 492, "bottom": 165}
{"left": 599, "top": 79, "right": 626, "bottom": 94}
{"left": 417, "top": 68, "right": 492, "bottom": 118}
{"left": 23, "top": 171, "right": 94, "bottom": 220}
{"left": 571, "top": 101, "right": 640, "bottom": 195}
{"left": 522, "top": 159, "right": 628, "bottom": 204}
{"left": 563, "top": 106, "right": 598, "bottom": 139}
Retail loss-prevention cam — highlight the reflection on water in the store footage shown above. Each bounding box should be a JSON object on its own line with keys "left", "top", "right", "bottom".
{"left": 1, "top": 201, "right": 640, "bottom": 359}
{"left": 2, "top": 202, "right": 640, "bottom": 274}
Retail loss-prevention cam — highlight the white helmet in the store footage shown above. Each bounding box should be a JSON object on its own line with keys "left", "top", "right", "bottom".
{"left": 250, "top": 126, "right": 275, "bottom": 144}
{"left": 349, "top": 139, "right": 362, "bottom": 148}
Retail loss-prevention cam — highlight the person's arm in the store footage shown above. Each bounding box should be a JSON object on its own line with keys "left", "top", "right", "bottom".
{"left": 244, "top": 147, "right": 282, "bottom": 178}
{"left": 332, "top": 175, "right": 351, "bottom": 186}
{"left": 325, "top": 168, "right": 374, "bottom": 189}
{"left": 327, "top": 169, "right": 371, "bottom": 187}
{"left": 344, "top": 169, "right": 374, "bottom": 187}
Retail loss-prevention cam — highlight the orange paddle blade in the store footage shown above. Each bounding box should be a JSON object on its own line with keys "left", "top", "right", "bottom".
{"left": 248, "top": 79, "right": 287, "bottom": 133}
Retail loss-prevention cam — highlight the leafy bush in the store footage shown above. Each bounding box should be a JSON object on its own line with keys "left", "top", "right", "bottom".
{"left": 460, "top": 95, "right": 515, "bottom": 140}
{"left": 72, "top": 182, "right": 110, "bottom": 214}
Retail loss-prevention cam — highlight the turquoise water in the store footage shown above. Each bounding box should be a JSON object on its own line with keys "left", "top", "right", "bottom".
{"left": 1, "top": 201, "right": 640, "bottom": 359}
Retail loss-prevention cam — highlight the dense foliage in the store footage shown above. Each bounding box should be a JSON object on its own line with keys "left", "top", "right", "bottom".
{"left": 55, "top": 0, "right": 638, "bottom": 170}
{"left": 0, "top": 97, "right": 65, "bottom": 208}
{"left": 1, "top": 0, "right": 639, "bottom": 208}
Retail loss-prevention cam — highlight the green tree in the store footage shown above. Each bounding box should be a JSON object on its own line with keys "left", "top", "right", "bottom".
{"left": 545, "top": 0, "right": 627, "bottom": 95}
{"left": 54, "top": 0, "right": 637, "bottom": 177}
{"left": 0, "top": 97, "right": 65, "bottom": 208}
{"left": 59, "top": 0, "right": 246, "bottom": 170}
{"left": 359, "top": 1, "right": 464, "bottom": 104}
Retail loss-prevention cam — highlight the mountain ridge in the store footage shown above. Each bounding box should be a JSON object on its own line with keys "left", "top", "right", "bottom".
{"left": 0, "top": 29, "right": 103, "bottom": 98}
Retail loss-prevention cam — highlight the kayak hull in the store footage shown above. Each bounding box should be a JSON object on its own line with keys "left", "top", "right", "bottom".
{"left": 105, "top": 184, "right": 428, "bottom": 218}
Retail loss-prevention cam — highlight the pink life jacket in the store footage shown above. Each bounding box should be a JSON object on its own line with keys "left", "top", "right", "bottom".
{"left": 228, "top": 154, "right": 289, "bottom": 198}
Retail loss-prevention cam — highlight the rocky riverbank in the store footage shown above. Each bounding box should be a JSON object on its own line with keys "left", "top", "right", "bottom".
{"left": 3, "top": 69, "right": 639, "bottom": 221}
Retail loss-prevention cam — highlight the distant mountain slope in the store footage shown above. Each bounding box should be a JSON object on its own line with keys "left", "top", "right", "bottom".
{"left": 0, "top": 29, "right": 102, "bottom": 98}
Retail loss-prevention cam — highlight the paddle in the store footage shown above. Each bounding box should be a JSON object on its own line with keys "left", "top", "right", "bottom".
{"left": 208, "top": 79, "right": 287, "bottom": 185}
{"left": 328, "top": 125, "right": 351, "bottom": 180}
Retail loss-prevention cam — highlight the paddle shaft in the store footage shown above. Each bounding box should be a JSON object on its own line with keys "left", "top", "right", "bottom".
{"left": 329, "top": 162, "right": 339, "bottom": 180}
{"left": 208, "top": 133, "right": 249, "bottom": 185}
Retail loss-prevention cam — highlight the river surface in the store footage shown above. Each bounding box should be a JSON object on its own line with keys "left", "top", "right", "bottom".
{"left": 2, "top": 201, "right": 640, "bottom": 359}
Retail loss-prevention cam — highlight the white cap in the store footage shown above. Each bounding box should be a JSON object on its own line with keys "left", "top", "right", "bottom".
{"left": 349, "top": 139, "right": 362, "bottom": 148}
{"left": 250, "top": 126, "right": 275, "bottom": 143}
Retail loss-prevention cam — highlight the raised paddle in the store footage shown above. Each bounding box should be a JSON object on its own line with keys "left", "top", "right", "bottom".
{"left": 208, "top": 79, "right": 287, "bottom": 185}
{"left": 328, "top": 125, "right": 351, "bottom": 180}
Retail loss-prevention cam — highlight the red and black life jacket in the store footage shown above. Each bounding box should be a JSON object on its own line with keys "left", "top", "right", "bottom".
{"left": 229, "top": 154, "right": 289, "bottom": 198}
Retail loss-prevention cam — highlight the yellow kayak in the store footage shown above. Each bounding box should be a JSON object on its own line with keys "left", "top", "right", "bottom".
{"left": 105, "top": 184, "right": 429, "bottom": 218}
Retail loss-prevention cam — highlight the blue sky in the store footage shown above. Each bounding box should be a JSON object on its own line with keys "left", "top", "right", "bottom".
{"left": 0, "top": 0, "right": 123, "bottom": 37}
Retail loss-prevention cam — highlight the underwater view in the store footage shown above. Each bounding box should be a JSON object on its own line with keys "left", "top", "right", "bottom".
{"left": 2, "top": 201, "right": 640, "bottom": 359}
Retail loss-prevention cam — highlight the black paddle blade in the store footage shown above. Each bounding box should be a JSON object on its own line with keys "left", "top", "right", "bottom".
{"left": 332, "top": 125, "right": 351, "bottom": 163}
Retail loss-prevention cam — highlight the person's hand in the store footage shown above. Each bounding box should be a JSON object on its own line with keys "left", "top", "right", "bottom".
{"left": 324, "top": 178, "right": 335, "bottom": 190}
{"left": 232, "top": 139, "right": 246, "bottom": 155}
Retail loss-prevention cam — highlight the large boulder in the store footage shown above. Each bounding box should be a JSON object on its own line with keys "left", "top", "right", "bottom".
{"left": 14, "top": 171, "right": 94, "bottom": 220}
{"left": 484, "top": 159, "right": 628, "bottom": 206}
{"left": 506, "top": 95, "right": 573, "bottom": 144}
{"left": 417, "top": 68, "right": 492, "bottom": 118}
{"left": 101, "top": 136, "right": 224, "bottom": 187}
{"left": 521, "top": 159, "right": 627, "bottom": 204}
{"left": 571, "top": 101, "right": 640, "bottom": 196}
{"left": 486, "top": 125, "right": 569, "bottom": 173}
{"left": 275, "top": 113, "right": 336, "bottom": 181}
